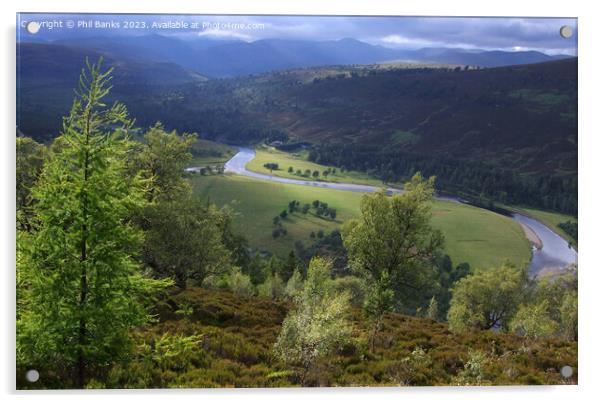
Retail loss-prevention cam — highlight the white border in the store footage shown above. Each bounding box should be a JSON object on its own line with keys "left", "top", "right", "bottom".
{"left": 2, "top": 1, "right": 601, "bottom": 402}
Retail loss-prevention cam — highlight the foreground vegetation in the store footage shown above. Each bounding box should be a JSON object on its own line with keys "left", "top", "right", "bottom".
{"left": 18, "top": 286, "right": 576, "bottom": 388}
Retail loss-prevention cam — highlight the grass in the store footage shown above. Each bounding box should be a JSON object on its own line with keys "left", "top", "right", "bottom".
{"left": 189, "top": 139, "right": 237, "bottom": 166}
{"left": 246, "top": 146, "right": 385, "bottom": 187}
{"left": 507, "top": 205, "right": 577, "bottom": 248}
{"left": 431, "top": 201, "right": 532, "bottom": 269}
{"left": 190, "top": 174, "right": 531, "bottom": 270}
{"left": 192, "top": 174, "right": 363, "bottom": 256}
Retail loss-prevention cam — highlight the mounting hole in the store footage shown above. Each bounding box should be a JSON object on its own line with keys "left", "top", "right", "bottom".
{"left": 560, "top": 25, "right": 573, "bottom": 39}
{"left": 25, "top": 369, "right": 39, "bottom": 383}
{"left": 26, "top": 21, "right": 41, "bottom": 34}
{"left": 560, "top": 365, "right": 573, "bottom": 378}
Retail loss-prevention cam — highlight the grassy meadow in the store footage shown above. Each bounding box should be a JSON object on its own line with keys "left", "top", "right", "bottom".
{"left": 246, "top": 146, "right": 386, "bottom": 187}
{"left": 189, "top": 139, "right": 237, "bottom": 166}
{"left": 190, "top": 173, "right": 531, "bottom": 270}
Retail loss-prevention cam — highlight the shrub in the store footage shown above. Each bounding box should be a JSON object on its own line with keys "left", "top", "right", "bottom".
{"left": 385, "top": 347, "right": 433, "bottom": 386}
{"left": 448, "top": 264, "right": 528, "bottom": 332}
{"left": 331, "top": 276, "right": 366, "bottom": 307}
{"left": 151, "top": 333, "right": 205, "bottom": 372}
{"left": 227, "top": 268, "right": 255, "bottom": 297}
{"left": 273, "top": 257, "right": 352, "bottom": 385}
{"left": 452, "top": 350, "right": 491, "bottom": 386}
{"left": 258, "top": 273, "right": 285, "bottom": 300}
{"left": 510, "top": 300, "right": 557, "bottom": 339}
{"left": 560, "top": 290, "right": 577, "bottom": 341}
{"left": 284, "top": 269, "right": 304, "bottom": 299}
{"left": 426, "top": 297, "right": 439, "bottom": 320}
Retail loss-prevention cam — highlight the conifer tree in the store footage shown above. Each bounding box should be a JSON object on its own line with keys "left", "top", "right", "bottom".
{"left": 17, "top": 59, "right": 170, "bottom": 387}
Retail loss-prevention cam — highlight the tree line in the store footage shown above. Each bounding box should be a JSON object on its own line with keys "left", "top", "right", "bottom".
{"left": 308, "top": 144, "right": 577, "bottom": 215}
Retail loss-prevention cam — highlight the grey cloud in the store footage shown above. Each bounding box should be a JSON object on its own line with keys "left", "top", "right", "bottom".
{"left": 18, "top": 13, "right": 577, "bottom": 55}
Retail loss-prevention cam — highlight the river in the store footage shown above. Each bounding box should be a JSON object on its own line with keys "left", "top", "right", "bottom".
{"left": 217, "top": 147, "right": 577, "bottom": 275}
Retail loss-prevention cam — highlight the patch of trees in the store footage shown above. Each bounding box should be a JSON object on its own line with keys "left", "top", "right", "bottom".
{"left": 310, "top": 199, "right": 337, "bottom": 220}
{"left": 275, "top": 141, "right": 311, "bottom": 152}
{"left": 308, "top": 143, "right": 577, "bottom": 215}
{"left": 186, "top": 164, "right": 224, "bottom": 175}
{"left": 140, "top": 199, "right": 232, "bottom": 288}
{"left": 271, "top": 199, "right": 337, "bottom": 239}
{"left": 216, "top": 250, "right": 303, "bottom": 300}
{"left": 558, "top": 220, "right": 578, "bottom": 243}
{"left": 16, "top": 61, "right": 255, "bottom": 388}
{"left": 294, "top": 229, "right": 348, "bottom": 274}
{"left": 263, "top": 162, "right": 279, "bottom": 172}
{"left": 190, "top": 147, "right": 223, "bottom": 159}
{"left": 448, "top": 264, "right": 577, "bottom": 341}
{"left": 272, "top": 216, "right": 288, "bottom": 239}
{"left": 287, "top": 166, "right": 336, "bottom": 180}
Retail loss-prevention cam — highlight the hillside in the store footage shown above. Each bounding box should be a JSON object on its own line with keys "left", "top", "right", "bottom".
{"left": 263, "top": 59, "right": 577, "bottom": 174}
{"left": 153, "top": 59, "right": 577, "bottom": 213}
{"left": 19, "top": 287, "right": 574, "bottom": 388}
{"left": 17, "top": 42, "right": 206, "bottom": 140}
{"left": 16, "top": 44, "right": 577, "bottom": 213}
{"left": 17, "top": 42, "right": 576, "bottom": 165}
{"left": 127, "top": 58, "right": 575, "bottom": 177}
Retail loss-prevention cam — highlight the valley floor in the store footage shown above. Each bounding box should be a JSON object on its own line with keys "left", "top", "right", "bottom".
{"left": 190, "top": 173, "right": 532, "bottom": 270}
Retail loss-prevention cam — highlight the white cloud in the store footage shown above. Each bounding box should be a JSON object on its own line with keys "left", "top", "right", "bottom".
{"left": 197, "top": 29, "right": 253, "bottom": 42}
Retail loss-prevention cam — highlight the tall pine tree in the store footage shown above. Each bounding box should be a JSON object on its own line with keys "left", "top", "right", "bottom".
{"left": 17, "top": 59, "right": 170, "bottom": 388}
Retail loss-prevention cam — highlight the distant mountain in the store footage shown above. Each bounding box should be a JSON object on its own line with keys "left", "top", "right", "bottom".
{"left": 401, "top": 47, "right": 569, "bottom": 67}
{"left": 47, "top": 35, "right": 571, "bottom": 77}
{"left": 17, "top": 42, "right": 206, "bottom": 139}
{"left": 18, "top": 42, "right": 207, "bottom": 87}
{"left": 190, "top": 38, "right": 400, "bottom": 76}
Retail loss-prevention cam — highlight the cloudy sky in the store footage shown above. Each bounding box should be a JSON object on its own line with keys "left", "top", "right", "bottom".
{"left": 18, "top": 14, "right": 578, "bottom": 55}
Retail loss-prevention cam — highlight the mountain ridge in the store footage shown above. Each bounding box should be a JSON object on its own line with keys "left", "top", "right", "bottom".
{"left": 26, "top": 34, "right": 572, "bottom": 77}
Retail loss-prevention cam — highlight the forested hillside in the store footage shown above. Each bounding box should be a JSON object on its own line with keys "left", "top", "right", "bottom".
{"left": 144, "top": 59, "right": 578, "bottom": 214}
{"left": 17, "top": 42, "right": 206, "bottom": 140}
{"left": 18, "top": 40, "right": 577, "bottom": 214}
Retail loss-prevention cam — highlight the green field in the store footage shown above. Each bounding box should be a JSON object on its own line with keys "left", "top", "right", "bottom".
{"left": 191, "top": 174, "right": 531, "bottom": 270}
{"left": 189, "top": 139, "right": 237, "bottom": 166}
{"left": 246, "top": 146, "right": 385, "bottom": 187}
{"left": 431, "top": 202, "right": 532, "bottom": 270}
